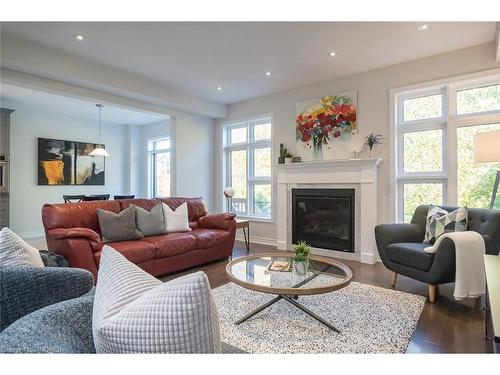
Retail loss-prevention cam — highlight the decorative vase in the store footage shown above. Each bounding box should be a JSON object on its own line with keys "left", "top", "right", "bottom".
{"left": 369, "top": 148, "right": 374, "bottom": 158}
{"left": 293, "top": 260, "right": 309, "bottom": 275}
{"left": 313, "top": 143, "right": 322, "bottom": 161}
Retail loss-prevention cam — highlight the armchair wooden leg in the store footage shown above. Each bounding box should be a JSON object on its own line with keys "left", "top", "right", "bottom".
{"left": 391, "top": 272, "right": 398, "bottom": 287}
{"left": 428, "top": 284, "right": 438, "bottom": 303}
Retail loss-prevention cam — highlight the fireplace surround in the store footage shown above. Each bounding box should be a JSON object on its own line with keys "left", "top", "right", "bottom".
{"left": 276, "top": 158, "right": 382, "bottom": 264}
{"left": 292, "top": 188, "right": 355, "bottom": 252}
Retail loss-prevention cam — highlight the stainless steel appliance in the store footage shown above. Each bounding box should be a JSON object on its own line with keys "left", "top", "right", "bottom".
{"left": 0, "top": 157, "right": 9, "bottom": 193}
{"left": 0, "top": 108, "right": 14, "bottom": 229}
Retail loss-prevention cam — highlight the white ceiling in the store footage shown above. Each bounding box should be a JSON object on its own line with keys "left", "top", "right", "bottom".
{"left": 1, "top": 22, "right": 497, "bottom": 104}
{"left": 0, "top": 84, "right": 169, "bottom": 125}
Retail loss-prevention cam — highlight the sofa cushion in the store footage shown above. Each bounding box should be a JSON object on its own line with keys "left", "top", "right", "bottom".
{"left": 95, "top": 240, "right": 156, "bottom": 265}
{"left": 42, "top": 200, "right": 122, "bottom": 232}
{"left": 134, "top": 203, "right": 166, "bottom": 236}
{"left": 92, "top": 246, "right": 221, "bottom": 353}
{"left": 97, "top": 205, "right": 143, "bottom": 243}
{"left": 386, "top": 242, "right": 435, "bottom": 272}
{"left": 143, "top": 233, "right": 197, "bottom": 258}
{"left": 0, "top": 227, "right": 44, "bottom": 267}
{"left": 191, "top": 228, "right": 230, "bottom": 249}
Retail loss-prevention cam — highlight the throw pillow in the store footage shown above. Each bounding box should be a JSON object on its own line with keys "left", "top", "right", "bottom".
{"left": 424, "top": 205, "right": 468, "bottom": 244}
{"left": 92, "top": 246, "right": 221, "bottom": 353}
{"left": 0, "top": 227, "right": 44, "bottom": 267}
{"left": 162, "top": 202, "right": 191, "bottom": 233}
{"left": 134, "top": 203, "right": 166, "bottom": 236}
{"left": 96, "top": 206, "right": 143, "bottom": 243}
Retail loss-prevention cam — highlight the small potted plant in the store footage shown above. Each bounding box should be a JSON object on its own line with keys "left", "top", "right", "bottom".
{"left": 278, "top": 143, "right": 285, "bottom": 164}
{"left": 292, "top": 241, "right": 311, "bottom": 275}
{"left": 365, "top": 133, "right": 383, "bottom": 157}
{"left": 284, "top": 150, "right": 293, "bottom": 164}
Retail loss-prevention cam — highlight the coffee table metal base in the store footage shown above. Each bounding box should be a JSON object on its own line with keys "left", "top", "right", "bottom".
{"left": 235, "top": 294, "right": 340, "bottom": 333}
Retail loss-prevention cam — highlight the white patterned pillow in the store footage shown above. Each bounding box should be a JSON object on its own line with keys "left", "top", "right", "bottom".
{"left": 92, "top": 246, "right": 221, "bottom": 353}
{"left": 0, "top": 227, "right": 44, "bottom": 267}
{"left": 424, "top": 205, "right": 468, "bottom": 244}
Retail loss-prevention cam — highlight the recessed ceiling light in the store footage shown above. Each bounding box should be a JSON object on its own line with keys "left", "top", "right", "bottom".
{"left": 329, "top": 51, "right": 337, "bottom": 57}
{"left": 73, "top": 34, "right": 84, "bottom": 41}
{"left": 266, "top": 71, "right": 272, "bottom": 76}
{"left": 216, "top": 86, "right": 222, "bottom": 91}
{"left": 418, "top": 24, "right": 429, "bottom": 31}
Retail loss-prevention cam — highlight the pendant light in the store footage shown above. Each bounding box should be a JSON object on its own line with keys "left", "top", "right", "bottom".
{"left": 89, "top": 104, "right": 110, "bottom": 157}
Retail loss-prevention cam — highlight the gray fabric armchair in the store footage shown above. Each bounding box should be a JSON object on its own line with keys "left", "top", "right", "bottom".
{"left": 0, "top": 266, "right": 94, "bottom": 332}
{"left": 0, "top": 266, "right": 95, "bottom": 353}
{"left": 375, "top": 205, "right": 500, "bottom": 302}
{"left": 0, "top": 266, "right": 245, "bottom": 353}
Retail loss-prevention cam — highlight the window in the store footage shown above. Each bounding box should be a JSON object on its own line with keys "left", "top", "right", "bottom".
{"left": 148, "top": 138, "right": 171, "bottom": 198}
{"left": 224, "top": 116, "right": 272, "bottom": 219}
{"left": 395, "top": 73, "right": 500, "bottom": 222}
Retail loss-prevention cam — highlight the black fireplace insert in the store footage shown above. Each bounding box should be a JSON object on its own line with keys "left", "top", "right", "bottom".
{"left": 292, "top": 188, "right": 354, "bottom": 252}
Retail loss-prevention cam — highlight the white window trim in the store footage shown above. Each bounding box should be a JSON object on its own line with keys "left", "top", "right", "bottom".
{"left": 390, "top": 68, "right": 500, "bottom": 222}
{"left": 148, "top": 137, "right": 173, "bottom": 199}
{"left": 222, "top": 114, "right": 274, "bottom": 221}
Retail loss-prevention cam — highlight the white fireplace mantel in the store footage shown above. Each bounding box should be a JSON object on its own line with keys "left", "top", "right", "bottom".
{"left": 276, "top": 158, "right": 382, "bottom": 264}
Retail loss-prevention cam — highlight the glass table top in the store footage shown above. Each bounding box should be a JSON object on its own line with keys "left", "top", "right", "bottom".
{"left": 226, "top": 253, "right": 353, "bottom": 295}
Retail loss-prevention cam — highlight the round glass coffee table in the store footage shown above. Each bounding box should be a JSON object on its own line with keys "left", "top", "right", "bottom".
{"left": 225, "top": 252, "right": 353, "bottom": 333}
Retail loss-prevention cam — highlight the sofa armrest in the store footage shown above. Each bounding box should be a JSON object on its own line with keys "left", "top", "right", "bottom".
{"left": 45, "top": 234, "right": 99, "bottom": 281}
{"left": 198, "top": 213, "right": 236, "bottom": 231}
{"left": 48, "top": 227, "right": 102, "bottom": 252}
{"left": 0, "top": 266, "right": 94, "bottom": 332}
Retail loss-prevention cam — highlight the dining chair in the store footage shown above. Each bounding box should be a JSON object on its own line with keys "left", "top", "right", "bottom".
{"left": 63, "top": 195, "right": 86, "bottom": 203}
{"left": 83, "top": 195, "right": 109, "bottom": 201}
{"left": 113, "top": 195, "right": 135, "bottom": 200}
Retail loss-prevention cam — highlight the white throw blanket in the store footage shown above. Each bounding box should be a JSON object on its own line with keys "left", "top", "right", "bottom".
{"left": 424, "top": 231, "right": 485, "bottom": 300}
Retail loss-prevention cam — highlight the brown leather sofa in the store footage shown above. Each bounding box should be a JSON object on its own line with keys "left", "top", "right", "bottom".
{"left": 42, "top": 197, "right": 236, "bottom": 281}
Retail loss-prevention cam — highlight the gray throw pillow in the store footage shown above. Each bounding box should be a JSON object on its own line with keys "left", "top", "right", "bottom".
{"left": 134, "top": 203, "right": 166, "bottom": 236}
{"left": 96, "top": 206, "right": 143, "bottom": 243}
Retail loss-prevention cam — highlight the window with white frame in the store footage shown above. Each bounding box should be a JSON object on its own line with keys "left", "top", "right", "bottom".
{"left": 148, "top": 138, "right": 171, "bottom": 198}
{"left": 395, "top": 73, "right": 500, "bottom": 222}
{"left": 223, "top": 116, "right": 272, "bottom": 219}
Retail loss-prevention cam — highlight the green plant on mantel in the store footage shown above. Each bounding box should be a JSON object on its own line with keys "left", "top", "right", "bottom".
{"left": 292, "top": 241, "right": 311, "bottom": 262}
{"left": 280, "top": 144, "right": 293, "bottom": 158}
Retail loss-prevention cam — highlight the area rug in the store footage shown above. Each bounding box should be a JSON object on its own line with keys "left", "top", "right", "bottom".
{"left": 212, "top": 279, "right": 426, "bottom": 354}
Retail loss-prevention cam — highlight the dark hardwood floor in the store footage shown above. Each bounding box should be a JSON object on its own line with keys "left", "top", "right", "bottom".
{"left": 162, "top": 241, "right": 492, "bottom": 354}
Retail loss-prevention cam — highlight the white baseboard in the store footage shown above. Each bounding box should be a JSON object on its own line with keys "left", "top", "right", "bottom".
{"left": 236, "top": 234, "right": 382, "bottom": 264}
{"left": 235, "top": 234, "right": 277, "bottom": 247}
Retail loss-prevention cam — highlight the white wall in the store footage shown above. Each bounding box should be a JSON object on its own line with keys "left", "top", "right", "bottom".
{"left": 129, "top": 120, "right": 172, "bottom": 199}
{"left": 173, "top": 112, "right": 214, "bottom": 212}
{"left": 9, "top": 107, "right": 129, "bottom": 237}
{"left": 214, "top": 42, "right": 499, "bottom": 243}
{"left": 128, "top": 113, "right": 215, "bottom": 212}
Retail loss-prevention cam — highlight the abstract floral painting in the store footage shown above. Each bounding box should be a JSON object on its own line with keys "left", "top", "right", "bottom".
{"left": 38, "top": 138, "right": 105, "bottom": 185}
{"left": 296, "top": 92, "right": 358, "bottom": 160}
